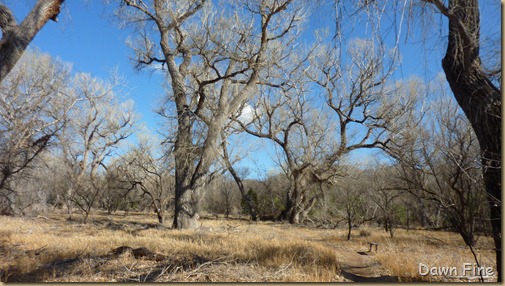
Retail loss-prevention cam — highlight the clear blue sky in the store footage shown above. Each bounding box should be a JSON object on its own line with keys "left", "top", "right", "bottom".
{"left": 6, "top": 0, "right": 500, "bottom": 178}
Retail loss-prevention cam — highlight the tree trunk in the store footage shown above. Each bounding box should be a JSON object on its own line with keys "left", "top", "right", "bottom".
{"left": 283, "top": 182, "right": 316, "bottom": 224}
{"left": 283, "top": 176, "right": 301, "bottom": 224}
{"left": 65, "top": 189, "right": 73, "bottom": 220}
{"left": 347, "top": 215, "right": 352, "bottom": 240}
{"left": 406, "top": 209, "right": 410, "bottom": 231}
{"left": 289, "top": 208, "right": 300, "bottom": 224}
{"left": 173, "top": 185, "right": 200, "bottom": 229}
{"left": 279, "top": 188, "right": 299, "bottom": 223}
{"left": 300, "top": 196, "right": 317, "bottom": 223}
{"left": 83, "top": 210, "right": 90, "bottom": 224}
{"left": 156, "top": 209, "right": 164, "bottom": 224}
{"left": 439, "top": 0, "right": 501, "bottom": 280}
{"left": 0, "top": 0, "right": 65, "bottom": 82}
{"left": 172, "top": 102, "right": 200, "bottom": 229}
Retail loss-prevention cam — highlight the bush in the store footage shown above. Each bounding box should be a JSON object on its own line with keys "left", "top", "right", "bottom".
{"left": 359, "top": 229, "right": 370, "bottom": 237}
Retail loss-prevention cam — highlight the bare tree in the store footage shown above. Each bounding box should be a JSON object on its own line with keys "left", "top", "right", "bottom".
{"left": 220, "top": 125, "right": 259, "bottom": 220}
{"left": 343, "top": 0, "right": 501, "bottom": 279}
{"left": 0, "top": 50, "right": 77, "bottom": 215}
{"left": 389, "top": 93, "right": 489, "bottom": 279}
{"left": 114, "top": 0, "right": 306, "bottom": 229}
{"left": 309, "top": 39, "right": 421, "bottom": 161}
{"left": 234, "top": 74, "right": 335, "bottom": 223}
{"left": 368, "top": 166, "right": 403, "bottom": 238}
{"left": 423, "top": 1, "right": 501, "bottom": 279}
{"left": 336, "top": 172, "right": 377, "bottom": 240}
{"left": 115, "top": 134, "right": 175, "bottom": 224}
{"left": 233, "top": 38, "right": 419, "bottom": 224}
{"left": 0, "top": 0, "right": 65, "bottom": 82}
{"left": 57, "top": 73, "right": 135, "bottom": 223}
{"left": 431, "top": 98, "right": 488, "bottom": 242}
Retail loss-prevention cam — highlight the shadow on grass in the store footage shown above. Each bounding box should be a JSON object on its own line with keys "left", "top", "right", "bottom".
{"left": 4, "top": 245, "right": 209, "bottom": 282}
{"left": 5, "top": 256, "right": 80, "bottom": 282}
{"left": 0, "top": 242, "right": 209, "bottom": 283}
{"left": 58, "top": 216, "right": 172, "bottom": 236}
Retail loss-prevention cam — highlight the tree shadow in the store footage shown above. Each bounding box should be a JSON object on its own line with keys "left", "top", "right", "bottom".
{"left": 340, "top": 269, "right": 400, "bottom": 282}
{"left": 4, "top": 245, "right": 209, "bottom": 282}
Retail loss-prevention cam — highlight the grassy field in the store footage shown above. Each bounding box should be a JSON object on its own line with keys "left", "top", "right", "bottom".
{"left": 0, "top": 212, "right": 497, "bottom": 282}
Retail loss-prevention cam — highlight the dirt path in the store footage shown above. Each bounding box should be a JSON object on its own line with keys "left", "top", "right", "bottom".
{"left": 289, "top": 228, "right": 400, "bottom": 282}
{"left": 202, "top": 222, "right": 402, "bottom": 282}
{"left": 335, "top": 248, "right": 399, "bottom": 282}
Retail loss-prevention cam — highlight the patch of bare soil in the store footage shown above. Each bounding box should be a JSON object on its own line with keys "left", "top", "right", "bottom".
{"left": 336, "top": 249, "right": 399, "bottom": 282}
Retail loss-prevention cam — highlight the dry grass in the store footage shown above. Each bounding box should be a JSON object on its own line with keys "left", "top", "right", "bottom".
{"left": 371, "top": 228, "right": 496, "bottom": 282}
{"left": 313, "top": 225, "right": 496, "bottom": 282}
{"left": 0, "top": 212, "right": 497, "bottom": 282}
{"left": 0, "top": 213, "right": 341, "bottom": 282}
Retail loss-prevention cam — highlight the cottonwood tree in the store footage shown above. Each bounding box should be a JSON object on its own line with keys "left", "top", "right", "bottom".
{"left": 309, "top": 40, "right": 421, "bottom": 223}
{"left": 235, "top": 81, "right": 335, "bottom": 224}
{"left": 57, "top": 73, "right": 135, "bottom": 223}
{"left": 0, "top": 50, "right": 77, "bottom": 215}
{"left": 423, "top": 1, "right": 501, "bottom": 279}
{"left": 0, "top": 0, "right": 65, "bottom": 82}
{"left": 114, "top": 135, "right": 175, "bottom": 224}
{"left": 115, "top": 0, "right": 306, "bottom": 229}
{"left": 344, "top": 0, "right": 501, "bottom": 279}
{"left": 234, "top": 38, "right": 419, "bottom": 224}
{"left": 309, "top": 39, "right": 422, "bottom": 160}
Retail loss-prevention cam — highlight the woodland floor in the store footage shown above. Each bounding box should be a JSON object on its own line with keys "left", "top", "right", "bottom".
{"left": 0, "top": 211, "right": 498, "bottom": 282}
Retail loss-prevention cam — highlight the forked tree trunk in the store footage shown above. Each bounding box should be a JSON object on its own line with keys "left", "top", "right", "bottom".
{"left": 438, "top": 0, "right": 501, "bottom": 280}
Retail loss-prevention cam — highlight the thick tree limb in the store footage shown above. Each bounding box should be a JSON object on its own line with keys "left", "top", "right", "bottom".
{"left": 0, "top": 0, "right": 65, "bottom": 83}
